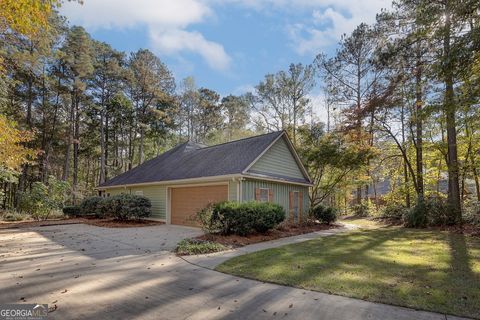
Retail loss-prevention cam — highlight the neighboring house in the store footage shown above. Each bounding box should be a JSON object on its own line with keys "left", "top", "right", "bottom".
{"left": 97, "top": 131, "right": 312, "bottom": 226}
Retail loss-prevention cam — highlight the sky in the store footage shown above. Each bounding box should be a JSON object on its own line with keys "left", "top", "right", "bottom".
{"left": 61, "top": 0, "right": 393, "bottom": 119}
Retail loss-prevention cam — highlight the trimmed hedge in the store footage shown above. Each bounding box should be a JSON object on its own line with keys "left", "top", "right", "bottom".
{"left": 80, "top": 196, "right": 103, "bottom": 217}
{"left": 78, "top": 194, "right": 152, "bottom": 220}
{"left": 101, "top": 194, "right": 152, "bottom": 220}
{"left": 62, "top": 205, "right": 81, "bottom": 217}
{"left": 197, "top": 201, "right": 285, "bottom": 236}
{"left": 311, "top": 204, "right": 337, "bottom": 224}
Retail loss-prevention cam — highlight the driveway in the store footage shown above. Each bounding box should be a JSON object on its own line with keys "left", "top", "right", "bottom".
{"left": 0, "top": 224, "right": 468, "bottom": 320}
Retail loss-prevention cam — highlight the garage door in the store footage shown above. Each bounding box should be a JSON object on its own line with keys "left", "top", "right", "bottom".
{"left": 170, "top": 185, "right": 228, "bottom": 226}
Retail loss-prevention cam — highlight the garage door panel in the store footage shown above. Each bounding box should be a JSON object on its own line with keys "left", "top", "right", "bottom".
{"left": 171, "top": 185, "right": 228, "bottom": 226}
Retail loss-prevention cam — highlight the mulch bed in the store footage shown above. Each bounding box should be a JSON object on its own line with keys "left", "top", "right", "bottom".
{"left": 196, "top": 223, "right": 339, "bottom": 248}
{"left": 0, "top": 218, "right": 164, "bottom": 229}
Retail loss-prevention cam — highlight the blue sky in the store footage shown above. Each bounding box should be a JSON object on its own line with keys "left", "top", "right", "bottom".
{"left": 61, "top": 0, "right": 392, "bottom": 103}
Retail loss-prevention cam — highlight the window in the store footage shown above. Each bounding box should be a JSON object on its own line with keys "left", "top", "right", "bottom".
{"left": 258, "top": 188, "right": 270, "bottom": 202}
{"left": 135, "top": 190, "right": 143, "bottom": 196}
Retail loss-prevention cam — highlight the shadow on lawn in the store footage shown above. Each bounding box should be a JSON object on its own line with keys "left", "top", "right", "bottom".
{"left": 219, "top": 227, "right": 480, "bottom": 319}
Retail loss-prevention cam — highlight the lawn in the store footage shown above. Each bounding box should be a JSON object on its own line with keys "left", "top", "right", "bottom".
{"left": 216, "top": 226, "right": 480, "bottom": 319}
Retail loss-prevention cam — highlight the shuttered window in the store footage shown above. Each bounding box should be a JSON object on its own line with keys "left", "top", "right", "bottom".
{"left": 255, "top": 188, "right": 273, "bottom": 202}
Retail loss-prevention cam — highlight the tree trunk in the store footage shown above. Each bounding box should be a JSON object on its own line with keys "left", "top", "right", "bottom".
{"left": 63, "top": 93, "right": 75, "bottom": 181}
{"left": 415, "top": 46, "right": 424, "bottom": 203}
{"left": 72, "top": 96, "right": 80, "bottom": 203}
{"left": 99, "top": 108, "right": 106, "bottom": 184}
{"left": 105, "top": 112, "right": 109, "bottom": 179}
{"left": 472, "top": 158, "right": 480, "bottom": 201}
{"left": 443, "top": 5, "right": 462, "bottom": 222}
{"left": 128, "top": 126, "right": 134, "bottom": 170}
{"left": 139, "top": 126, "right": 145, "bottom": 164}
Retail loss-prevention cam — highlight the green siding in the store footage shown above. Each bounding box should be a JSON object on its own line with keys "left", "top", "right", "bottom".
{"left": 248, "top": 136, "right": 306, "bottom": 180}
{"left": 104, "top": 185, "right": 166, "bottom": 220}
{"left": 228, "top": 180, "right": 239, "bottom": 201}
{"left": 242, "top": 179, "right": 310, "bottom": 219}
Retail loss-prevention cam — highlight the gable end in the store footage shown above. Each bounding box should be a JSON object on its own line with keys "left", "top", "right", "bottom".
{"left": 245, "top": 134, "right": 310, "bottom": 182}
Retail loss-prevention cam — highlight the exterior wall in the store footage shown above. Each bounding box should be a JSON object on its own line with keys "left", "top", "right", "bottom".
{"left": 102, "top": 178, "right": 309, "bottom": 222}
{"left": 104, "top": 185, "right": 167, "bottom": 220}
{"left": 248, "top": 136, "right": 306, "bottom": 180}
{"left": 241, "top": 179, "right": 310, "bottom": 219}
{"left": 228, "top": 179, "right": 239, "bottom": 201}
{"left": 103, "top": 179, "right": 239, "bottom": 221}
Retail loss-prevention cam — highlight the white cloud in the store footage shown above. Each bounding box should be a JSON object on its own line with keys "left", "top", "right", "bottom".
{"left": 224, "top": 0, "right": 392, "bottom": 55}
{"left": 61, "top": 0, "right": 232, "bottom": 71}
{"left": 290, "top": 0, "right": 392, "bottom": 54}
{"left": 149, "top": 29, "right": 231, "bottom": 71}
{"left": 61, "top": 0, "right": 393, "bottom": 71}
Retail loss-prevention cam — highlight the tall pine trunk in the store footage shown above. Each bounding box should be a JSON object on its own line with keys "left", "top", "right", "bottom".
{"left": 63, "top": 93, "right": 75, "bottom": 181}
{"left": 99, "top": 108, "right": 106, "bottom": 184}
{"left": 443, "top": 4, "right": 462, "bottom": 223}
{"left": 72, "top": 96, "right": 80, "bottom": 203}
{"left": 415, "top": 47, "right": 424, "bottom": 204}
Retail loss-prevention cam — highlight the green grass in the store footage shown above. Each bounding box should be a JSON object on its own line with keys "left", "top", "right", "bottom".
{"left": 217, "top": 227, "right": 480, "bottom": 319}
{"left": 175, "top": 238, "right": 229, "bottom": 255}
{"left": 339, "top": 216, "right": 385, "bottom": 228}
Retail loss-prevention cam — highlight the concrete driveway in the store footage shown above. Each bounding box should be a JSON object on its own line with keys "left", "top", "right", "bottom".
{"left": 0, "top": 224, "right": 468, "bottom": 320}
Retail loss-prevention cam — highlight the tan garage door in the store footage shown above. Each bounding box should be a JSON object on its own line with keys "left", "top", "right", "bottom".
{"left": 171, "top": 185, "right": 228, "bottom": 226}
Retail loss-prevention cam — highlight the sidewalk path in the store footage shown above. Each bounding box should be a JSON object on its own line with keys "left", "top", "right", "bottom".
{"left": 183, "top": 223, "right": 358, "bottom": 269}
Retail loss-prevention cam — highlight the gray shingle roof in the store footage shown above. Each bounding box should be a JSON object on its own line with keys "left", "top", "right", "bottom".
{"left": 99, "top": 131, "right": 310, "bottom": 188}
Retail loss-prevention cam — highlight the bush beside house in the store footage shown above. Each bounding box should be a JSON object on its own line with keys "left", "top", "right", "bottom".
{"left": 197, "top": 201, "right": 285, "bottom": 236}
{"left": 102, "top": 194, "right": 152, "bottom": 220}
{"left": 69, "top": 194, "right": 152, "bottom": 220}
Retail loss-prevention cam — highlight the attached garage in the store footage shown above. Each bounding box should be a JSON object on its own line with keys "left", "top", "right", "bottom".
{"left": 170, "top": 184, "right": 228, "bottom": 226}
{"left": 97, "top": 131, "right": 313, "bottom": 225}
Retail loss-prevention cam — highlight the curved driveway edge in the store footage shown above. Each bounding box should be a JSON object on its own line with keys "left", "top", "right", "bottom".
{"left": 0, "top": 223, "right": 470, "bottom": 320}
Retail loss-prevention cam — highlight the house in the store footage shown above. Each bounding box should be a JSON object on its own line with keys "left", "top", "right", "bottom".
{"left": 97, "top": 131, "right": 312, "bottom": 226}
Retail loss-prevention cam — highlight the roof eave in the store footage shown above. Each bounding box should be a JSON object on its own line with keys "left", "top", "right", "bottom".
{"left": 96, "top": 174, "right": 243, "bottom": 190}
{"left": 241, "top": 173, "right": 313, "bottom": 187}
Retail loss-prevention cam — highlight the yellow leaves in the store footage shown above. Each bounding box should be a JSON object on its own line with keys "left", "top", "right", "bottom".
{"left": 0, "top": 0, "right": 60, "bottom": 37}
{"left": 0, "top": 114, "right": 36, "bottom": 171}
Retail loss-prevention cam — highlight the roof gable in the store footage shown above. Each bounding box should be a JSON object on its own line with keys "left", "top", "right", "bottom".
{"left": 245, "top": 134, "right": 311, "bottom": 183}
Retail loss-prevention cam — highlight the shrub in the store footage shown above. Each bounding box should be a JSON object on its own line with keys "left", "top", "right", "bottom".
{"left": 403, "top": 201, "right": 427, "bottom": 228}
{"left": 0, "top": 210, "right": 29, "bottom": 222}
{"left": 310, "top": 204, "right": 337, "bottom": 224}
{"left": 17, "top": 176, "right": 70, "bottom": 220}
{"left": 351, "top": 203, "right": 370, "bottom": 217}
{"left": 403, "top": 197, "right": 449, "bottom": 228}
{"left": 18, "top": 182, "right": 52, "bottom": 220}
{"left": 197, "top": 201, "right": 285, "bottom": 236}
{"left": 101, "top": 194, "right": 152, "bottom": 220}
{"left": 380, "top": 204, "right": 408, "bottom": 220}
{"left": 425, "top": 197, "right": 449, "bottom": 226}
{"left": 62, "top": 205, "right": 81, "bottom": 217}
{"left": 463, "top": 200, "right": 480, "bottom": 226}
{"left": 80, "top": 196, "right": 104, "bottom": 217}
{"left": 175, "top": 238, "right": 228, "bottom": 255}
